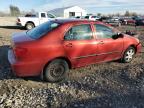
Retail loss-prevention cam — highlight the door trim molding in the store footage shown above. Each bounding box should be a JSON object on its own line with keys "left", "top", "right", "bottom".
{"left": 74, "top": 51, "right": 120, "bottom": 59}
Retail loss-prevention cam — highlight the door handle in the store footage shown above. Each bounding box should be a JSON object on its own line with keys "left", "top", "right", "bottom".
{"left": 65, "top": 43, "right": 73, "bottom": 47}
{"left": 98, "top": 41, "right": 104, "bottom": 44}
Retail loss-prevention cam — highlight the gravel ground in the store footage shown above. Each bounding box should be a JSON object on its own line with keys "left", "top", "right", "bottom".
{"left": 0, "top": 25, "right": 144, "bottom": 108}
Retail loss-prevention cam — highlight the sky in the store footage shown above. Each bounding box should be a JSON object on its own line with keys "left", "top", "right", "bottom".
{"left": 0, "top": 0, "right": 144, "bottom": 14}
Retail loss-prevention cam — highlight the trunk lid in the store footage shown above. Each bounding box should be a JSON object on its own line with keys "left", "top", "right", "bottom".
{"left": 11, "top": 32, "right": 34, "bottom": 60}
{"left": 12, "top": 31, "right": 34, "bottom": 44}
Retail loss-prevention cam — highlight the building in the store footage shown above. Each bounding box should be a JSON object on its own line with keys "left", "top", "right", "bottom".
{"left": 48, "top": 6, "right": 87, "bottom": 18}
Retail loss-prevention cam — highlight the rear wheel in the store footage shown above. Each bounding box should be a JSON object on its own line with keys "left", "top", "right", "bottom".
{"left": 25, "top": 23, "right": 34, "bottom": 30}
{"left": 44, "top": 59, "right": 69, "bottom": 82}
{"left": 121, "top": 47, "right": 135, "bottom": 63}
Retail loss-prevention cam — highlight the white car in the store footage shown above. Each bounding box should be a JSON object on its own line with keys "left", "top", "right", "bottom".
{"left": 16, "top": 12, "right": 56, "bottom": 30}
{"left": 84, "top": 15, "right": 100, "bottom": 21}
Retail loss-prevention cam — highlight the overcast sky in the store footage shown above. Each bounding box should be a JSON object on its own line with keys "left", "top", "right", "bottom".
{"left": 0, "top": 0, "right": 144, "bottom": 14}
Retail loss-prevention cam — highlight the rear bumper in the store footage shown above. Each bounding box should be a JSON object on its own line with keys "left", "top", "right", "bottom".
{"left": 16, "top": 22, "right": 22, "bottom": 27}
{"left": 8, "top": 49, "right": 42, "bottom": 77}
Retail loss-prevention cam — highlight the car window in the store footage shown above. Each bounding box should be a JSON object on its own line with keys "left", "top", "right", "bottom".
{"left": 94, "top": 24, "right": 114, "bottom": 39}
{"left": 47, "top": 13, "right": 55, "bottom": 18}
{"left": 92, "top": 16, "right": 96, "bottom": 18}
{"left": 27, "top": 21, "right": 60, "bottom": 39}
{"left": 76, "top": 16, "right": 80, "bottom": 18}
{"left": 85, "top": 16, "right": 89, "bottom": 19}
{"left": 41, "top": 13, "right": 46, "bottom": 18}
{"left": 64, "top": 24, "right": 93, "bottom": 41}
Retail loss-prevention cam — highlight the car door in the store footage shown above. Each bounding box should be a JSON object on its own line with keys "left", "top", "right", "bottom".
{"left": 94, "top": 24, "right": 124, "bottom": 62}
{"left": 63, "top": 24, "right": 98, "bottom": 67}
{"left": 39, "top": 13, "right": 49, "bottom": 24}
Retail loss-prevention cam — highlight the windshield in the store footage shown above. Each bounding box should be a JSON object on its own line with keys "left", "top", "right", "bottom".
{"left": 27, "top": 21, "right": 60, "bottom": 39}
{"left": 47, "top": 13, "right": 56, "bottom": 18}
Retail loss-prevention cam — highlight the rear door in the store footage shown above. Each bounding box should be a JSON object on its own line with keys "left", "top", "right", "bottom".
{"left": 94, "top": 24, "right": 124, "bottom": 62}
{"left": 63, "top": 23, "right": 98, "bottom": 67}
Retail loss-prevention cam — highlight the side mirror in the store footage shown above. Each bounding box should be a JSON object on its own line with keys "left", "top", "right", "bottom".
{"left": 112, "top": 33, "right": 124, "bottom": 39}
{"left": 117, "top": 33, "right": 124, "bottom": 37}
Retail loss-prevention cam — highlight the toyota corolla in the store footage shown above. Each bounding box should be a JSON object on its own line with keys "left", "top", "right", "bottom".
{"left": 8, "top": 19, "right": 141, "bottom": 82}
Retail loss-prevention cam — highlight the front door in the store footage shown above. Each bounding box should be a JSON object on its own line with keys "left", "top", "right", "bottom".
{"left": 94, "top": 24, "right": 124, "bottom": 62}
{"left": 63, "top": 24, "right": 98, "bottom": 67}
{"left": 39, "top": 13, "right": 48, "bottom": 24}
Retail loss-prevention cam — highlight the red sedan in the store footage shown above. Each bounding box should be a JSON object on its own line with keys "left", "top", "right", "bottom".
{"left": 121, "top": 17, "right": 136, "bottom": 25}
{"left": 8, "top": 19, "right": 141, "bottom": 82}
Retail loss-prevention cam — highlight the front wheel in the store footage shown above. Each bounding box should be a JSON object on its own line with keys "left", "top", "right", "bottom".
{"left": 44, "top": 59, "right": 69, "bottom": 82}
{"left": 121, "top": 47, "right": 135, "bottom": 63}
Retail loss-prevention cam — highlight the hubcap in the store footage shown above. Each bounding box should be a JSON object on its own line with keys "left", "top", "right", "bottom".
{"left": 50, "top": 65, "right": 65, "bottom": 78}
{"left": 27, "top": 25, "right": 33, "bottom": 30}
{"left": 125, "top": 49, "right": 135, "bottom": 62}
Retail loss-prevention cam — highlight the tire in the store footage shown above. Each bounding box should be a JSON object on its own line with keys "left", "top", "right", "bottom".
{"left": 44, "top": 59, "right": 69, "bottom": 82}
{"left": 25, "top": 23, "right": 34, "bottom": 30}
{"left": 121, "top": 47, "right": 135, "bottom": 63}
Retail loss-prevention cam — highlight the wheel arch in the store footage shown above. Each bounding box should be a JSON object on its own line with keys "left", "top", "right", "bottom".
{"left": 41, "top": 57, "right": 72, "bottom": 80}
{"left": 121, "top": 44, "right": 137, "bottom": 58}
{"left": 25, "top": 21, "right": 35, "bottom": 27}
{"left": 43, "top": 56, "right": 71, "bottom": 72}
{"left": 120, "top": 44, "right": 136, "bottom": 63}
{"left": 128, "top": 44, "right": 137, "bottom": 53}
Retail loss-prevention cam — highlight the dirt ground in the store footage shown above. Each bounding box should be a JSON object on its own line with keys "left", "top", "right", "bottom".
{"left": 0, "top": 25, "right": 144, "bottom": 108}
{"left": 0, "top": 17, "right": 16, "bottom": 26}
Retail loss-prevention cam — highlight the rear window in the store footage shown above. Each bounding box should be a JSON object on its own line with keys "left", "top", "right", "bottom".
{"left": 27, "top": 21, "right": 60, "bottom": 39}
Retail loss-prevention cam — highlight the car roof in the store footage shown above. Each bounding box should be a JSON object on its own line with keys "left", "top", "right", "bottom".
{"left": 53, "top": 18, "right": 104, "bottom": 25}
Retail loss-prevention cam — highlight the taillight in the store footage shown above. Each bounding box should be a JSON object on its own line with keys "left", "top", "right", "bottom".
{"left": 17, "top": 18, "right": 20, "bottom": 22}
{"left": 14, "top": 47, "right": 28, "bottom": 59}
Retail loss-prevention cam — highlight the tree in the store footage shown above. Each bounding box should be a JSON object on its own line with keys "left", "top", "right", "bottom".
{"left": 131, "top": 12, "right": 137, "bottom": 16}
{"left": 116, "top": 13, "right": 120, "bottom": 17}
{"left": 97, "top": 13, "right": 101, "bottom": 16}
{"left": 124, "top": 11, "right": 130, "bottom": 16}
{"left": 0, "top": 11, "right": 7, "bottom": 17}
{"left": 87, "top": 13, "right": 93, "bottom": 16}
{"left": 9, "top": 5, "right": 20, "bottom": 16}
{"left": 30, "top": 9, "right": 36, "bottom": 14}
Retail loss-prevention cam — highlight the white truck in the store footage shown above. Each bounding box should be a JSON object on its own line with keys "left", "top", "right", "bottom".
{"left": 16, "top": 12, "right": 56, "bottom": 30}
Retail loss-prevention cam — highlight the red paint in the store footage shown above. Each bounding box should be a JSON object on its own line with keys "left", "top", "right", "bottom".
{"left": 8, "top": 19, "right": 142, "bottom": 77}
